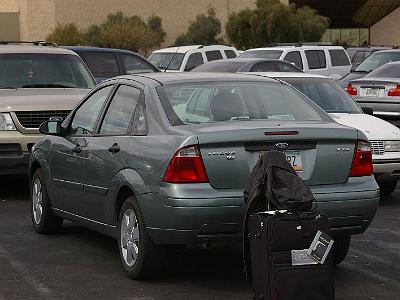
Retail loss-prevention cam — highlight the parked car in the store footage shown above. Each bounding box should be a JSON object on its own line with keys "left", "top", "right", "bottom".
{"left": 148, "top": 45, "right": 239, "bottom": 72}
{"left": 339, "top": 49, "right": 400, "bottom": 88}
{"left": 239, "top": 45, "right": 351, "bottom": 79}
{"left": 0, "top": 41, "right": 96, "bottom": 175}
{"left": 65, "top": 46, "right": 159, "bottom": 83}
{"left": 347, "top": 61, "right": 400, "bottom": 128}
{"left": 346, "top": 46, "right": 390, "bottom": 69}
{"left": 30, "top": 72, "right": 379, "bottom": 278}
{"left": 191, "top": 58, "right": 302, "bottom": 73}
{"left": 256, "top": 72, "right": 400, "bottom": 195}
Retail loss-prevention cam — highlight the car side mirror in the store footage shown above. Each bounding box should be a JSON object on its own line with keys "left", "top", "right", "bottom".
{"left": 361, "top": 106, "right": 374, "bottom": 115}
{"left": 39, "top": 120, "right": 62, "bottom": 135}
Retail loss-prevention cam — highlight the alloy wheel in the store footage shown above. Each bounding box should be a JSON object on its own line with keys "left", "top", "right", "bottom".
{"left": 120, "top": 209, "right": 140, "bottom": 267}
{"left": 32, "top": 178, "right": 43, "bottom": 225}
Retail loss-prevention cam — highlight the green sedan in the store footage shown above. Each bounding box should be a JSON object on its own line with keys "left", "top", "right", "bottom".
{"left": 29, "top": 73, "right": 379, "bottom": 279}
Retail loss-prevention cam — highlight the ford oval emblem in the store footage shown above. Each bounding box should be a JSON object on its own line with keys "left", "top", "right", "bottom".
{"left": 275, "top": 142, "right": 289, "bottom": 149}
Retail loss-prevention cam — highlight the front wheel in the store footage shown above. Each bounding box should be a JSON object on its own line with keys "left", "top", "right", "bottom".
{"left": 117, "top": 196, "right": 165, "bottom": 279}
{"left": 31, "top": 169, "right": 63, "bottom": 233}
{"left": 332, "top": 236, "right": 351, "bottom": 265}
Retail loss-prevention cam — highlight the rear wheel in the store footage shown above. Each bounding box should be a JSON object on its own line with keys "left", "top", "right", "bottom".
{"left": 118, "top": 196, "right": 165, "bottom": 279}
{"left": 31, "top": 169, "right": 63, "bottom": 233}
{"left": 379, "top": 180, "right": 397, "bottom": 196}
{"left": 332, "top": 236, "right": 351, "bottom": 265}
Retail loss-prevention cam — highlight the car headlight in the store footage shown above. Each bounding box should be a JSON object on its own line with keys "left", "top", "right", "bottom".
{"left": 0, "top": 113, "right": 16, "bottom": 130}
{"left": 384, "top": 141, "right": 400, "bottom": 152}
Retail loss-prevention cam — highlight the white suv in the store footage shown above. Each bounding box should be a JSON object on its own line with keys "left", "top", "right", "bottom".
{"left": 148, "top": 45, "right": 239, "bottom": 72}
{"left": 240, "top": 45, "right": 351, "bottom": 79}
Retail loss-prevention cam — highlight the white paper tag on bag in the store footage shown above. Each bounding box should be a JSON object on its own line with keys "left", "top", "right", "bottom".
{"left": 291, "top": 249, "right": 318, "bottom": 266}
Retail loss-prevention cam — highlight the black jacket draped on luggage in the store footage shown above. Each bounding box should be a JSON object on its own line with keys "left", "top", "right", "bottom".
{"left": 243, "top": 150, "right": 315, "bottom": 279}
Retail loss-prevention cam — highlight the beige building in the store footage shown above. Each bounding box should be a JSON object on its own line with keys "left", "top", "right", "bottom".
{"left": 0, "top": 0, "right": 399, "bottom": 47}
{"left": 0, "top": 0, "right": 287, "bottom": 46}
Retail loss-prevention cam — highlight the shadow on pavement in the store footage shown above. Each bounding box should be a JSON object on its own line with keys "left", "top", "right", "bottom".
{"left": 0, "top": 175, "right": 29, "bottom": 200}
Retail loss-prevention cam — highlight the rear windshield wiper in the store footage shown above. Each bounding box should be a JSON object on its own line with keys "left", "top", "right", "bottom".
{"left": 21, "top": 84, "right": 76, "bottom": 88}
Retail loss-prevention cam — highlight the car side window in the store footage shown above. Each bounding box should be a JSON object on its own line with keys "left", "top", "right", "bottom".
{"left": 305, "top": 50, "right": 326, "bottom": 69}
{"left": 224, "top": 50, "right": 237, "bottom": 59}
{"left": 100, "top": 85, "right": 141, "bottom": 135}
{"left": 250, "top": 62, "right": 277, "bottom": 72}
{"left": 184, "top": 52, "right": 204, "bottom": 71}
{"left": 83, "top": 52, "right": 120, "bottom": 78}
{"left": 352, "top": 51, "right": 365, "bottom": 64}
{"left": 120, "top": 53, "right": 155, "bottom": 74}
{"left": 70, "top": 85, "right": 113, "bottom": 135}
{"left": 283, "top": 51, "right": 303, "bottom": 69}
{"left": 329, "top": 49, "right": 350, "bottom": 66}
{"left": 206, "top": 50, "right": 223, "bottom": 62}
{"left": 277, "top": 61, "right": 301, "bottom": 72}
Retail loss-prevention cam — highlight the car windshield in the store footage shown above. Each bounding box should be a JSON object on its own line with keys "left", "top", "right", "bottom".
{"left": 148, "top": 52, "right": 185, "bottom": 70}
{"left": 0, "top": 53, "right": 95, "bottom": 89}
{"left": 365, "top": 63, "right": 400, "bottom": 78}
{"left": 157, "top": 81, "right": 327, "bottom": 125}
{"left": 239, "top": 50, "right": 283, "bottom": 59}
{"left": 355, "top": 51, "right": 400, "bottom": 73}
{"left": 284, "top": 78, "right": 362, "bottom": 114}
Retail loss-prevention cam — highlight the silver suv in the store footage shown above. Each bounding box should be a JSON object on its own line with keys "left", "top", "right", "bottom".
{"left": 0, "top": 41, "right": 95, "bottom": 174}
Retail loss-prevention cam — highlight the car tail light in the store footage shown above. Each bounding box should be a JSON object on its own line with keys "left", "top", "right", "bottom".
{"left": 349, "top": 140, "right": 373, "bottom": 177}
{"left": 388, "top": 85, "right": 400, "bottom": 96}
{"left": 346, "top": 84, "right": 357, "bottom": 96}
{"left": 163, "top": 145, "right": 209, "bottom": 183}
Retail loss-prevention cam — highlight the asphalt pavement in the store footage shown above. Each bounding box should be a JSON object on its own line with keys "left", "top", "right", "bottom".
{"left": 0, "top": 176, "right": 399, "bottom": 300}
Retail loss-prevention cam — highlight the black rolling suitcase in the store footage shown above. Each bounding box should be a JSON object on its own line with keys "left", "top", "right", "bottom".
{"left": 243, "top": 151, "right": 335, "bottom": 300}
{"left": 247, "top": 210, "right": 335, "bottom": 300}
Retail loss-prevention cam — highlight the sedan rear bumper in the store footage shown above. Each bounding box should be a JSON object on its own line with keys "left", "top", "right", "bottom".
{"left": 139, "top": 177, "right": 379, "bottom": 245}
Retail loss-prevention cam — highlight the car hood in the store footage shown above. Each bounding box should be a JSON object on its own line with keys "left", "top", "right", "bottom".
{"left": 330, "top": 113, "right": 400, "bottom": 140}
{"left": 0, "top": 88, "right": 89, "bottom": 112}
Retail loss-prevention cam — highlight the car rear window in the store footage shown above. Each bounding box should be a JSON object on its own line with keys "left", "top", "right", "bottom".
{"left": 239, "top": 50, "right": 283, "bottom": 59}
{"left": 365, "top": 63, "right": 400, "bottom": 78}
{"left": 206, "top": 50, "right": 223, "bottom": 62}
{"left": 83, "top": 52, "right": 120, "bottom": 77}
{"left": 157, "top": 81, "right": 327, "bottom": 125}
{"left": 329, "top": 49, "right": 350, "bottom": 66}
{"left": 305, "top": 50, "right": 326, "bottom": 69}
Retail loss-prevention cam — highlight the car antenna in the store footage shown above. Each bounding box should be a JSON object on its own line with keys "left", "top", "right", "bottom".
{"left": 164, "top": 45, "right": 180, "bottom": 72}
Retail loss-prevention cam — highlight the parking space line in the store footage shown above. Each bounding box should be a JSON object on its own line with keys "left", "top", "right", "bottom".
{"left": 0, "top": 245, "right": 53, "bottom": 298}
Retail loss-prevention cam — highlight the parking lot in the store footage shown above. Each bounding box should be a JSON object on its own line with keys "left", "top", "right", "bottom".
{"left": 0, "top": 176, "right": 398, "bottom": 300}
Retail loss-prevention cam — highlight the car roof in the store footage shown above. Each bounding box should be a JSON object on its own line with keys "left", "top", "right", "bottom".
{"left": 244, "top": 45, "right": 345, "bottom": 51}
{"left": 152, "top": 45, "right": 236, "bottom": 54}
{"left": 117, "top": 72, "right": 279, "bottom": 85}
{"left": 0, "top": 44, "right": 79, "bottom": 55}
{"left": 249, "top": 72, "right": 329, "bottom": 79}
{"left": 63, "top": 46, "right": 139, "bottom": 55}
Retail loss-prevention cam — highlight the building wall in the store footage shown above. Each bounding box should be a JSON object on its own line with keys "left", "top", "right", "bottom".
{"left": 0, "top": 12, "right": 20, "bottom": 40}
{"left": 0, "top": 0, "right": 287, "bottom": 45}
{"left": 370, "top": 7, "right": 400, "bottom": 46}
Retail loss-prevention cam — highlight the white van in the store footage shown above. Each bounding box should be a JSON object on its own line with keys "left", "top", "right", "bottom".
{"left": 239, "top": 45, "right": 351, "bottom": 79}
{"left": 148, "top": 45, "right": 239, "bottom": 72}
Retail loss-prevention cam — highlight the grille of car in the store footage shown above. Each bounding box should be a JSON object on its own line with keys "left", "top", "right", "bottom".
{"left": 15, "top": 111, "right": 70, "bottom": 129}
{"left": 370, "top": 141, "right": 385, "bottom": 155}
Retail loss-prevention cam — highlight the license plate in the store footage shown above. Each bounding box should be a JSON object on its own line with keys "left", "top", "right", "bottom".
{"left": 258, "top": 150, "right": 302, "bottom": 172}
{"left": 365, "top": 88, "right": 379, "bottom": 97}
{"left": 284, "top": 150, "right": 303, "bottom": 172}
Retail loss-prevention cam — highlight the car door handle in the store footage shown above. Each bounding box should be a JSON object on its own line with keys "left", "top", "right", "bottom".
{"left": 108, "top": 143, "right": 121, "bottom": 153}
{"left": 72, "top": 145, "right": 82, "bottom": 153}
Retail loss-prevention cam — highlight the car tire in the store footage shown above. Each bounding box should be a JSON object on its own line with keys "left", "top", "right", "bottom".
{"left": 379, "top": 180, "right": 397, "bottom": 196}
{"left": 31, "top": 169, "right": 63, "bottom": 234}
{"left": 117, "top": 196, "right": 165, "bottom": 279}
{"left": 332, "top": 235, "right": 351, "bottom": 265}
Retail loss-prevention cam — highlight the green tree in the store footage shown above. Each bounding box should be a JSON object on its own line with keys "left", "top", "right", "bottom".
{"left": 226, "top": 0, "right": 329, "bottom": 49}
{"left": 46, "top": 23, "right": 85, "bottom": 45}
{"left": 175, "top": 7, "right": 224, "bottom": 46}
